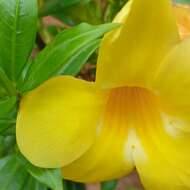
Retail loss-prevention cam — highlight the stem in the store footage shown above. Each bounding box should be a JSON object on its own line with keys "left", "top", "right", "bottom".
{"left": 0, "top": 68, "right": 17, "bottom": 96}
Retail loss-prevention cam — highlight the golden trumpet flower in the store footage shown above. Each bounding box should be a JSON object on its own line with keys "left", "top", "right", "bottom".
{"left": 17, "top": 0, "right": 190, "bottom": 189}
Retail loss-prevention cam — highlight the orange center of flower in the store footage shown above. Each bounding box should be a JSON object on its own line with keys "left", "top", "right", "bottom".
{"left": 100, "top": 86, "right": 160, "bottom": 146}
{"left": 106, "top": 87, "right": 158, "bottom": 123}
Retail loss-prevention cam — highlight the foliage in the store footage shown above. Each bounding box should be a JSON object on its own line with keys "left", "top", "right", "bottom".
{"left": 38, "top": 0, "right": 128, "bottom": 44}
{"left": 0, "top": 0, "right": 119, "bottom": 189}
{"left": 20, "top": 22, "right": 118, "bottom": 92}
{"left": 101, "top": 180, "right": 118, "bottom": 190}
{"left": 0, "top": 0, "right": 164, "bottom": 189}
{"left": 174, "top": 0, "right": 190, "bottom": 3}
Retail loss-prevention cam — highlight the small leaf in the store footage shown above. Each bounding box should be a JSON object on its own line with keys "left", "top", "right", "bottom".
{"left": 17, "top": 153, "right": 63, "bottom": 190}
{"left": 21, "top": 23, "right": 119, "bottom": 92}
{"left": 58, "top": 39, "right": 100, "bottom": 75}
{"left": 0, "top": 0, "right": 37, "bottom": 81}
{"left": 0, "top": 96, "right": 17, "bottom": 116}
{"left": 101, "top": 180, "right": 118, "bottom": 190}
{"left": 0, "top": 155, "right": 28, "bottom": 190}
{"left": 64, "top": 180, "right": 86, "bottom": 190}
{"left": 0, "top": 117, "right": 16, "bottom": 136}
{"left": 174, "top": 0, "right": 190, "bottom": 3}
{"left": 0, "top": 135, "right": 16, "bottom": 157}
{"left": 0, "top": 68, "right": 17, "bottom": 96}
{"left": 0, "top": 97, "right": 17, "bottom": 134}
{"left": 23, "top": 176, "right": 48, "bottom": 190}
{"left": 0, "top": 155, "right": 48, "bottom": 190}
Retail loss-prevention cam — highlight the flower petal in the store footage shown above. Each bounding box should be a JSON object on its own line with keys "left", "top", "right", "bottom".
{"left": 135, "top": 42, "right": 190, "bottom": 189}
{"left": 134, "top": 105, "right": 190, "bottom": 190}
{"left": 112, "top": 89, "right": 190, "bottom": 190}
{"left": 173, "top": 4, "right": 190, "bottom": 40}
{"left": 96, "top": 0, "right": 179, "bottom": 89}
{"left": 16, "top": 76, "right": 108, "bottom": 168}
{"left": 62, "top": 88, "right": 139, "bottom": 182}
{"left": 152, "top": 38, "right": 190, "bottom": 125}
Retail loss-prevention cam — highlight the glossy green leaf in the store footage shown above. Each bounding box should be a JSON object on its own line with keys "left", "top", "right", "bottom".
{"left": 21, "top": 23, "right": 118, "bottom": 92}
{"left": 0, "top": 68, "right": 17, "bottom": 96}
{"left": 17, "top": 153, "right": 63, "bottom": 190}
{"left": 0, "top": 155, "right": 47, "bottom": 190}
{"left": 0, "top": 155, "right": 28, "bottom": 190}
{"left": 101, "top": 180, "right": 118, "bottom": 190}
{"left": 0, "top": 118, "right": 15, "bottom": 132}
{"left": 0, "top": 136, "right": 16, "bottom": 157}
{"left": 0, "top": 97, "right": 17, "bottom": 134}
{"left": 58, "top": 39, "right": 100, "bottom": 75}
{"left": 0, "top": 0, "right": 37, "bottom": 81}
{"left": 23, "top": 176, "right": 48, "bottom": 190}
{"left": 0, "top": 96, "right": 17, "bottom": 116}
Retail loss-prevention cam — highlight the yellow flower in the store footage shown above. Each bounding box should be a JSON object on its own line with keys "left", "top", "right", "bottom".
{"left": 16, "top": 0, "right": 190, "bottom": 189}
{"left": 173, "top": 4, "right": 190, "bottom": 40}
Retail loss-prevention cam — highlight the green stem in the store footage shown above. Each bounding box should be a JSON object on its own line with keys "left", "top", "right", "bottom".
{"left": 0, "top": 68, "right": 17, "bottom": 96}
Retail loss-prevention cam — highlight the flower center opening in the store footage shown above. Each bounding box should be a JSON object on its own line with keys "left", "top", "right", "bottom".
{"left": 105, "top": 86, "right": 159, "bottom": 125}
{"left": 104, "top": 87, "right": 160, "bottom": 134}
{"left": 99, "top": 86, "right": 161, "bottom": 165}
{"left": 103, "top": 86, "right": 187, "bottom": 142}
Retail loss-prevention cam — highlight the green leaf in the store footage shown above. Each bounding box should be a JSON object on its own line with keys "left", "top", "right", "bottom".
{"left": 0, "top": 88, "right": 6, "bottom": 99}
{"left": 0, "top": 118, "right": 15, "bottom": 129}
{"left": 40, "top": 0, "right": 91, "bottom": 16}
{"left": 101, "top": 180, "right": 118, "bottom": 190}
{"left": 0, "top": 155, "right": 28, "bottom": 190}
{"left": 59, "top": 39, "right": 100, "bottom": 75}
{"left": 0, "top": 136, "right": 16, "bottom": 157}
{"left": 0, "top": 155, "right": 47, "bottom": 190}
{"left": 64, "top": 181, "right": 86, "bottom": 190}
{"left": 23, "top": 176, "right": 48, "bottom": 190}
{"left": 174, "top": 0, "right": 190, "bottom": 3}
{"left": 0, "top": 68, "right": 17, "bottom": 96}
{"left": 21, "top": 23, "right": 119, "bottom": 92}
{"left": 0, "top": 96, "right": 17, "bottom": 116}
{"left": 0, "top": 0, "right": 37, "bottom": 81}
{"left": 0, "top": 97, "right": 17, "bottom": 134}
{"left": 17, "top": 153, "right": 63, "bottom": 190}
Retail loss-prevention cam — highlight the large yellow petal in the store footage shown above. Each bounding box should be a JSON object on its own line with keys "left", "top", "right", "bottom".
{"left": 152, "top": 38, "right": 190, "bottom": 125}
{"left": 133, "top": 95, "right": 190, "bottom": 190}
{"left": 16, "top": 76, "right": 108, "bottom": 168}
{"left": 102, "top": 88, "right": 190, "bottom": 189}
{"left": 135, "top": 133, "right": 190, "bottom": 190}
{"left": 62, "top": 87, "right": 142, "bottom": 182}
{"left": 96, "top": 0, "right": 179, "bottom": 89}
